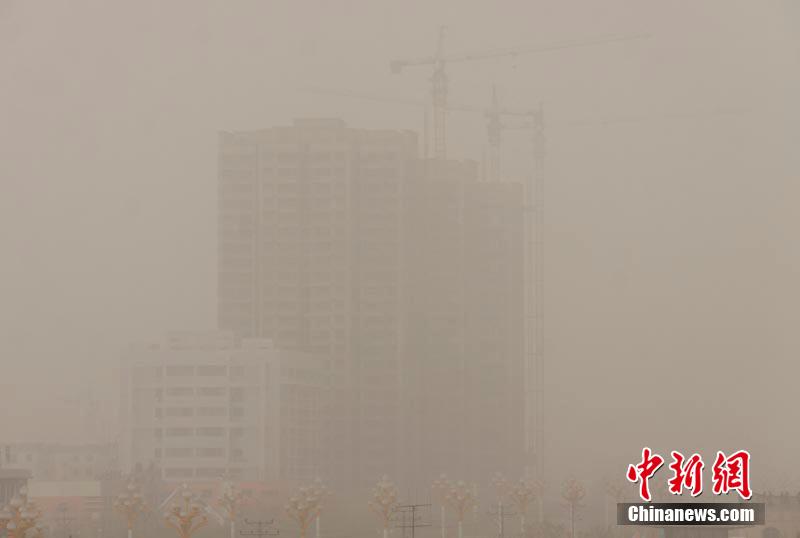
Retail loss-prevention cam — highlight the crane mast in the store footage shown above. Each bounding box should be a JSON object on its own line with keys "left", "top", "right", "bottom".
{"left": 390, "top": 29, "right": 648, "bottom": 160}
{"left": 315, "top": 27, "right": 647, "bottom": 503}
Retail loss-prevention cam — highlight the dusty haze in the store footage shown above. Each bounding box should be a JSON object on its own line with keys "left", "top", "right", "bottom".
{"left": 2, "top": 0, "right": 800, "bottom": 502}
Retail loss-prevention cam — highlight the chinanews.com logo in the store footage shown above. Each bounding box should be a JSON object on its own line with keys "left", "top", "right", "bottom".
{"left": 617, "top": 447, "right": 765, "bottom": 526}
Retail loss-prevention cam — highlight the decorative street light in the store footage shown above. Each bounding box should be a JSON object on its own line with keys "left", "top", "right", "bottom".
{"left": 431, "top": 474, "right": 451, "bottom": 538}
{"left": 561, "top": 479, "right": 585, "bottom": 538}
{"left": 442, "top": 481, "right": 476, "bottom": 538}
{"left": 509, "top": 479, "right": 538, "bottom": 535}
{"left": 490, "top": 473, "right": 513, "bottom": 538}
{"left": 285, "top": 479, "right": 330, "bottom": 538}
{"left": 605, "top": 481, "right": 625, "bottom": 532}
{"left": 114, "top": 480, "right": 147, "bottom": 538}
{"left": 218, "top": 480, "right": 245, "bottom": 538}
{"left": 0, "top": 486, "right": 43, "bottom": 538}
{"left": 164, "top": 484, "right": 208, "bottom": 538}
{"left": 491, "top": 473, "right": 510, "bottom": 501}
{"left": 369, "top": 476, "right": 399, "bottom": 538}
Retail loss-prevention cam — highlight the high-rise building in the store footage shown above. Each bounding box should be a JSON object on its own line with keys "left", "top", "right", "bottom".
{"left": 218, "top": 120, "right": 525, "bottom": 488}
{"left": 403, "top": 160, "right": 525, "bottom": 485}
{"left": 219, "top": 119, "right": 417, "bottom": 486}
{"left": 119, "top": 331, "right": 331, "bottom": 484}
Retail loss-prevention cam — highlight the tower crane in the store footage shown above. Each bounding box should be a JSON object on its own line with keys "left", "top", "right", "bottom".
{"left": 301, "top": 83, "right": 533, "bottom": 181}
{"left": 298, "top": 85, "right": 478, "bottom": 159}
{"left": 390, "top": 27, "right": 648, "bottom": 160}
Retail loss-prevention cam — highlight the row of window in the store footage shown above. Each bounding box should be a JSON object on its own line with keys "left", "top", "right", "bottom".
{"left": 155, "top": 407, "right": 247, "bottom": 418}
{"left": 156, "top": 427, "right": 250, "bottom": 438}
{"left": 163, "top": 467, "right": 249, "bottom": 479}
{"left": 156, "top": 447, "right": 228, "bottom": 458}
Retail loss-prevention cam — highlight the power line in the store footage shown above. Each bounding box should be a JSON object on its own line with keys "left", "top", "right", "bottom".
{"left": 395, "top": 503, "right": 432, "bottom": 538}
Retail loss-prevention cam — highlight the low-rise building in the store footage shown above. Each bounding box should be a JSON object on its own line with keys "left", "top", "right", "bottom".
{"left": 744, "top": 492, "right": 800, "bottom": 538}
{"left": 120, "top": 331, "right": 331, "bottom": 484}
{"left": 0, "top": 469, "right": 30, "bottom": 507}
{"left": 1, "top": 443, "right": 116, "bottom": 481}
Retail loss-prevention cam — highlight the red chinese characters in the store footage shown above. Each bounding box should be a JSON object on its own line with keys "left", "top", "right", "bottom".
{"left": 627, "top": 447, "right": 665, "bottom": 501}
{"left": 626, "top": 448, "right": 753, "bottom": 501}
{"left": 711, "top": 450, "right": 752, "bottom": 500}
{"left": 668, "top": 451, "right": 704, "bottom": 497}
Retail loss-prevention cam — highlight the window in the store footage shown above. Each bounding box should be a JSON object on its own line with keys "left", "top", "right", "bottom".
{"left": 165, "top": 448, "right": 194, "bottom": 458}
{"left": 197, "top": 407, "right": 226, "bottom": 417}
{"left": 196, "top": 427, "right": 225, "bottom": 437}
{"left": 165, "top": 468, "right": 194, "bottom": 479}
{"left": 195, "top": 468, "right": 226, "bottom": 478}
{"left": 165, "top": 407, "right": 194, "bottom": 417}
{"left": 196, "top": 447, "right": 224, "bottom": 458}
{"left": 166, "top": 387, "right": 194, "bottom": 397}
{"left": 197, "top": 365, "right": 227, "bottom": 376}
{"left": 166, "top": 366, "right": 194, "bottom": 376}
{"left": 198, "top": 387, "right": 226, "bottom": 397}
{"left": 166, "top": 428, "right": 193, "bottom": 437}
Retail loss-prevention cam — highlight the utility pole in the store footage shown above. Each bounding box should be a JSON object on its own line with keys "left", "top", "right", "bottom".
{"left": 395, "top": 504, "right": 431, "bottom": 538}
{"left": 530, "top": 104, "right": 546, "bottom": 524}
{"left": 240, "top": 519, "right": 280, "bottom": 538}
{"left": 487, "top": 503, "right": 516, "bottom": 538}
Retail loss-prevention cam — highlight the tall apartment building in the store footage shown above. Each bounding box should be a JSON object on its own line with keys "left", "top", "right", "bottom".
{"left": 120, "top": 331, "right": 331, "bottom": 484}
{"left": 219, "top": 119, "right": 416, "bottom": 486}
{"left": 403, "top": 160, "right": 525, "bottom": 485}
{"left": 218, "top": 120, "right": 525, "bottom": 488}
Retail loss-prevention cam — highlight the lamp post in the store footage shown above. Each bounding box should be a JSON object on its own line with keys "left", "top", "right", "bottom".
{"left": 431, "top": 474, "right": 450, "bottom": 538}
{"left": 561, "top": 479, "right": 585, "bottom": 538}
{"left": 114, "top": 480, "right": 147, "bottom": 538}
{"left": 605, "top": 481, "right": 625, "bottom": 532}
{"left": 442, "top": 481, "right": 476, "bottom": 538}
{"left": 164, "top": 484, "right": 208, "bottom": 538}
{"left": 218, "top": 480, "right": 244, "bottom": 538}
{"left": 369, "top": 476, "right": 399, "bottom": 538}
{"left": 0, "top": 486, "right": 43, "bottom": 538}
{"left": 491, "top": 473, "right": 512, "bottom": 538}
{"left": 509, "top": 479, "right": 537, "bottom": 536}
{"left": 285, "top": 479, "right": 330, "bottom": 538}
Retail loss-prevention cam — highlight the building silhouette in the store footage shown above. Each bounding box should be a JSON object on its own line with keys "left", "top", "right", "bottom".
{"left": 218, "top": 119, "right": 524, "bottom": 488}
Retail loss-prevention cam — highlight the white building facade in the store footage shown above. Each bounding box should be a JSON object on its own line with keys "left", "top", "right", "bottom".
{"left": 119, "top": 332, "right": 280, "bottom": 483}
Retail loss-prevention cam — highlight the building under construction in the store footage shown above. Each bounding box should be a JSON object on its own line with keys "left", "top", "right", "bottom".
{"left": 218, "top": 118, "right": 525, "bottom": 489}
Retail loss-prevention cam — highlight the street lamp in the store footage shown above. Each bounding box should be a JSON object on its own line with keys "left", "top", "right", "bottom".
{"left": 164, "top": 484, "right": 208, "bottom": 538}
{"left": 442, "top": 481, "right": 476, "bottom": 538}
{"left": 0, "top": 486, "right": 43, "bottom": 538}
{"left": 604, "top": 481, "right": 625, "bottom": 532}
{"left": 285, "top": 479, "right": 330, "bottom": 538}
{"left": 114, "top": 480, "right": 147, "bottom": 538}
{"left": 561, "top": 479, "right": 585, "bottom": 538}
{"left": 218, "top": 480, "right": 244, "bottom": 538}
{"left": 369, "top": 476, "right": 399, "bottom": 538}
{"left": 490, "top": 473, "right": 513, "bottom": 538}
{"left": 509, "top": 479, "right": 538, "bottom": 535}
{"left": 431, "top": 474, "right": 451, "bottom": 538}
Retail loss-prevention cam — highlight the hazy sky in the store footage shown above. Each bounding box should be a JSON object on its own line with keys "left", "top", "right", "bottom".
{"left": 2, "top": 0, "right": 799, "bottom": 493}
